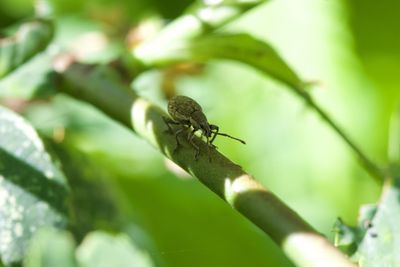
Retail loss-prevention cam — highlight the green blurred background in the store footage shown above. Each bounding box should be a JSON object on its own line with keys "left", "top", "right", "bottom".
{"left": 1, "top": 0, "right": 399, "bottom": 266}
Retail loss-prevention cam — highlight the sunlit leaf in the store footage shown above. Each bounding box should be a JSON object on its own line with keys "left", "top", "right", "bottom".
{"left": 0, "top": 106, "right": 68, "bottom": 266}
{"left": 134, "top": 33, "right": 303, "bottom": 89}
{"left": 46, "top": 141, "right": 119, "bottom": 241}
{"left": 333, "top": 205, "right": 377, "bottom": 256}
{"left": 334, "top": 179, "right": 400, "bottom": 267}
{"left": 76, "top": 232, "right": 155, "bottom": 267}
{"left": 0, "top": 52, "right": 55, "bottom": 100}
{"left": 134, "top": 0, "right": 267, "bottom": 50}
{"left": 0, "top": 19, "right": 53, "bottom": 79}
{"left": 188, "top": 33, "right": 303, "bottom": 88}
{"left": 333, "top": 218, "right": 358, "bottom": 255}
{"left": 24, "top": 230, "right": 156, "bottom": 267}
{"left": 355, "top": 179, "right": 400, "bottom": 267}
{"left": 24, "top": 228, "right": 78, "bottom": 267}
{"left": 388, "top": 106, "right": 400, "bottom": 163}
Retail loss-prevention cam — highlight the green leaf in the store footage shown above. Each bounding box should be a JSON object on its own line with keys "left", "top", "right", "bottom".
{"left": 0, "top": 52, "right": 55, "bottom": 100}
{"left": 76, "top": 232, "right": 155, "bottom": 267}
{"left": 45, "top": 141, "right": 119, "bottom": 241}
{"left": 134, "top": 33, "right": 303, "bottom": 89}
{"left": 355, "top": 178, "right": 400, "bottom": 267}
{"left": 0, "top": 19, "right": 53, "bottom": 79}
{"left": 334, "top": 178, "right": 400, "bottom": 267}
{"left": 333, "top": 205, "right": 377, "bottom": 256}
{"left": 189, "top": 33, "right": 303, "bottom": 88}
{"left": 24, "top": 229, "right": 78, "bottom": 267}
{"left": 134, "top": 0, "right": 267, "bottom": 56}
{"left": 0, "top": 106, "right": 68, "bottom": 266}
{"left": 24, "top": 230, "right": 156, "bottom": 267}
{"left": 333, "top": 218, "right": 358, "bottom": 255}
{"left": 388, "top": 106, "right": 400, "bottom": 163}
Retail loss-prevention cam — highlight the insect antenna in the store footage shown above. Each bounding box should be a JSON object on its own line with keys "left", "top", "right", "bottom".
{"left": 214, "top": 132, "right": 246, "bottom": 144}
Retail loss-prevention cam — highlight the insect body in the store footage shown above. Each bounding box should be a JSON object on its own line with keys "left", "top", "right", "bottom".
{"left": 163, "top": 95, "right": 245, "bottom": 160}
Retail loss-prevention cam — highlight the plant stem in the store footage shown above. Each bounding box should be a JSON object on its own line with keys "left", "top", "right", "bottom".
{"left": 134, "top": 26, "right": 383, "bottom": 182}
{"left": 296, "top": 89, "right": 384, "bottom": 182}
{"left": 55, "top": 61, "right": 356, "bottom": 267}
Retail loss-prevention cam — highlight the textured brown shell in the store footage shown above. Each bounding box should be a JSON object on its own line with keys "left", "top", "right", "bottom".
{"left": 168, "top": 95, "right": 203, "bottom": 122}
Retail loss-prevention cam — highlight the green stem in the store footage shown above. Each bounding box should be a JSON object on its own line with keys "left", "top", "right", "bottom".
{"left": 55, "top": 61, "right": 356, "bottom": 267}
{"left": 296, "top": 89, "right": 384, "bottom": 182}
{"left": 133, "top": 24, "right": 383, "bottom": 182}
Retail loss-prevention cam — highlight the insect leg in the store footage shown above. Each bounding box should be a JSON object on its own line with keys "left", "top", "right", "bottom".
{"left": 205, "top": 136, "right": 213, "bottom": 162}
{"left": 163, "top": 116, "right": 179, "bottom": 133}
{"left": 199, "top": 131, "right": 212, "bottom": 162}
{"left": 187, "top": 127, "right": 195, "bottom": 141}
{"left": 209, "top": 124, "right": 219, "bottom": 144}
{"left": 173, "top": 127, "right": 185, "bottom": 154}
{"left": 187, "top": 128, "right": 200, "bottom": 160}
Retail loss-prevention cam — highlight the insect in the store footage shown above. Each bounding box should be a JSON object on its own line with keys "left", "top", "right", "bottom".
{"left": 163, "top": 95, "right": 245, "bottom": 160}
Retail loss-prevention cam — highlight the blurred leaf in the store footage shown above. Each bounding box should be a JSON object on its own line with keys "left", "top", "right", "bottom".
{"left": 0, "top": 0, "right": 33, "bottom": 28}
{"left": 354, "top": 178, "right": 400, "bottom": 267}
{"left": 150, "top": 0, "right": 194, "bottom": 19}
{"left": 335, "top": 178, "right": 400, "bottom": 267}
{"left": 0, "top": 52, "right": 55, "bottom": 100}
{"left": 0, "top": 106, "right": 68, "bottom": 266}
{"left": 24, "top": 230, "right": 155, "bottom": 267}
{"left": 135, "top": 0, "right": 267, "bottom": 43}
{"left": 188, "top": 33, "right": 303, "bottom": 89}
{"left": 76, "top": 232, "right": 155, "bottom": 267}
{"left": 0, "top": 19, "right": 53, "bottom": 79}
{"left": 333, "top": 205, "right": 377, "bottom": 256}
{"left": 184, "top": 0, "right": 268, "bottom": 27}
{"left": 348, "top": 0, "right": 400, "bottom": 99}
{"left": 333, "top": 218, "right": 358, "bottom": 255}
{"left": 135, "top": 33, "right": 303, "bottom": 89}
{"left": 24, "top": 228, "right": 78, "bottom": 267}
{"left": 388, "top": 106, "right": 400, "bottom": 163}
{"left": 46, "top": 140, "right": 120, "bottom": 241}
{"left": 133, "top": 1, "right": 269, "bottom": 65}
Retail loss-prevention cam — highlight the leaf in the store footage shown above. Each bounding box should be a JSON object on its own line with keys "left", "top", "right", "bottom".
{"left": 388, "top": 106, "right": 400, "bottom": 163}
{"left": 0, "top": 52, "right": 55, "bottom": 100}
{"left": 355, "top": 179, "right": 400, "bottom": 267}
{"left": 333, "top": 205, "right": 377, "bottom": 256}
{"left": 45, "top": 141, "right": 119, "bottom": 242}
{"left": 134, "top": 33, "right": 303, "bottom": 89}
{"left": 24, "top": 228, "right": 78, "bottom": 267}
{"left": 334, "top": 179, "right": 400, "bottom": 267}
{"left": 76, "top": 232, "right": 155, "bottom": 267}
{"left": 333, "top": 218, "right": 358, "bottom": 255}
{"left": 0, "top": 106, "right": 68, "bottom": 266}
{"left": 24, "top": 230, "right": 156, "bottom": 267}
{"left": 188, "top": 33, "right": 303, "bottom": 89}
{"left": 134, "top": 0, "right": 267, "bottom": 59}
{"left": 0, "top": 19, "right": 53, "bottom": 79}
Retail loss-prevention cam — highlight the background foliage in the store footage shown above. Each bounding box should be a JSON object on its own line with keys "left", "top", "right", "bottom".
{"left": 1, "top": 0, "right": 400, "bottom": 266}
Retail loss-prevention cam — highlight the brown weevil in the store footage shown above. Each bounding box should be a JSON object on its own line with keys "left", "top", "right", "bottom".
{"left": 163, "top": 95, "right": 245, "bottom": 160}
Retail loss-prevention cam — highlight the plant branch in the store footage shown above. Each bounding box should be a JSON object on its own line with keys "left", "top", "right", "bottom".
{"left": 54, "top": 60, "right": 356, "bottom": 267}
{"left": 132, "top": 11, "right": 385, "bottom": 183}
